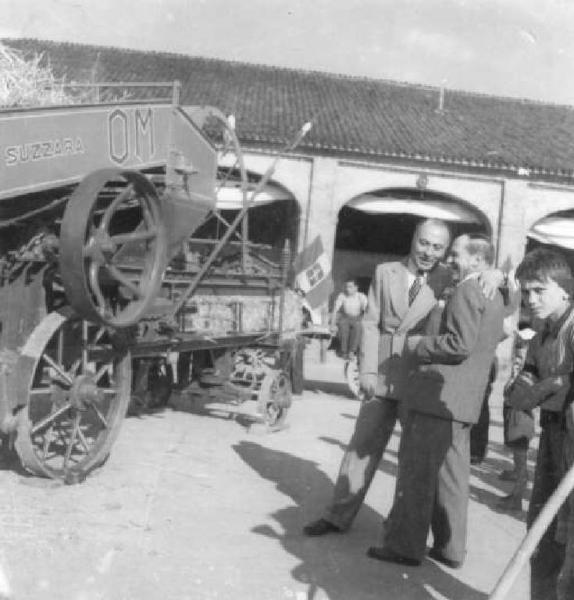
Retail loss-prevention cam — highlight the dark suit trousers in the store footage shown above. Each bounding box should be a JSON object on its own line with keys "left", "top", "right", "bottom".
{"left": 384, "top": 411, "right": 471, "bottom": 563}
{"left": 325, "top": 396, "right": 402, "bottom": 530}
{"left": 527, "top": 421, "right": 566, "bottom": 600}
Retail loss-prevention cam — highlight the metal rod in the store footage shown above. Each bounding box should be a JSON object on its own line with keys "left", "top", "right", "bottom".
{"left": 489, "top": 460, "right": 574, "bottom": 600}
{"left": 277, "top": 240, "right": 291, "bottom": 335}
{"left": 209, "top": 211, "right": 244, "bottom": 243}
{"left": 59, "top": 81, "right": 176, "bottom": 89}
{"left": 168, "top": 121, "right": 312, "bottom": 318}
{"left": 172, "top": 80, "right": 181, "bottom": 106}
{"left": 186, "top": 237, "right": 269, "bottom": 250}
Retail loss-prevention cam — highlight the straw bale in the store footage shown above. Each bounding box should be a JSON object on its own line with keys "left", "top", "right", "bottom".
{"left": 0, "top": 42, "right": 77, "bottom": 107}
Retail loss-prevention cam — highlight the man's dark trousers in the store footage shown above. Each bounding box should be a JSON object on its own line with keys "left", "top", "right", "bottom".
{"left": 528, "top": 420, "right": 566, "bottom": 600}
{"left": 383, "top": 411, "right": 471, "bottom": 563}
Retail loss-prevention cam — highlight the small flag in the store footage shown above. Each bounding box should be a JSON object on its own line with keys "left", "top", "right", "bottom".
{"left": 292, "top": 236, "right": 333, "bottom": 308}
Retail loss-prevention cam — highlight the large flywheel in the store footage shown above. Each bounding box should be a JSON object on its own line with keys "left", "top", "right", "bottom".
{"left": 60, "top": 169, "right": 167, "bottom": 327}
{"left": 14, "top": 310, "right": 131, "bottom": 482}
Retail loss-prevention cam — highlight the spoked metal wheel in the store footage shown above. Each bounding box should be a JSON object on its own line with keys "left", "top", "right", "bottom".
{"left": 230, "top": 348, "right": 270, "bottom": 398}
{"left": 60, "top": 169, "right": 167, "bottom": 327}
{"left": 257, "top": 370, "right": 292, "bottom": 429}
{"left": 14, "top": 311, "right": 131, "bottom": 482}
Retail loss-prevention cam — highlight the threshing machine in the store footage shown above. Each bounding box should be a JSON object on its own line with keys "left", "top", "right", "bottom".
{"left": 0, "top": 82, "right": 309, "bottom": 483}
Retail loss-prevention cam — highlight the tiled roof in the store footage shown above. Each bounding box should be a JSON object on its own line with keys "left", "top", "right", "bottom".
{"left": 5, "top": 38, "right": 574, "bottom": 180}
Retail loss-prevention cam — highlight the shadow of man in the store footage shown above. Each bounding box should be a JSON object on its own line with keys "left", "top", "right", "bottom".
{"left": 233, "top": 440, "right": 487, "bottom": 600}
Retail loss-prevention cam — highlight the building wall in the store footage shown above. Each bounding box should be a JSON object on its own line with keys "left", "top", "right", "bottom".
{"left": 242, "top": 147, "right": 574, "bottom": 386}
{"left": 243, "top": 148, "right": 574, "bottom": 275}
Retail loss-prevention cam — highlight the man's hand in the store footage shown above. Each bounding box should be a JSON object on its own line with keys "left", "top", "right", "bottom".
{"left": 478, "top": 268, "right": 505, "bottom": 300}
{"left": 359, "top": 373, "right": 378, "bottom": 398}
{"left": 406, "top": 335, "right": 423, "bottom": 353}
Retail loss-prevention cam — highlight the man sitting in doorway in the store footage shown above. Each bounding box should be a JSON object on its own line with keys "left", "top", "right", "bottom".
{"left": 330, "top": 279, "right": 368, "bottom": 361}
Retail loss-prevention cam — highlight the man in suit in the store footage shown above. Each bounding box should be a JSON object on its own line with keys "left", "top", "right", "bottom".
{"left": 304, "top": 218, "right": 453, "bottom": 536}
{"left": 367, "top": 234, "right": 505, "bottom": 567}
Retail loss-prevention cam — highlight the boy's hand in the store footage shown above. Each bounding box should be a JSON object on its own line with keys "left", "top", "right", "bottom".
{"left": 507, "top": 372, "right": 539, "bottom": 410}
{"left": 534, "top": 375, "right": 568, "bottom": 411}
{"left": 478, "top": 268, "right": 505, "bottom": 300}
{"left": 534, "top": 375, "right": 565, "bottom": 398}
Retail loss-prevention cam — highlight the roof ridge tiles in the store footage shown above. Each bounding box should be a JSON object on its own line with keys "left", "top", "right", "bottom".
{"left": 4, "top": 37, "right": 574, "bottom": 179}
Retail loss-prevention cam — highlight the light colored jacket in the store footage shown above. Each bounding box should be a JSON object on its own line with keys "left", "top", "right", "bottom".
{"left": 359, "top": 260, "right": 452, "bottom": 400}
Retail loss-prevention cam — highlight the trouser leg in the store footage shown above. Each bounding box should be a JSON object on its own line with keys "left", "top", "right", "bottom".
{"left": 513, "top": 447, "right": 528, "bottom": 498}
{"left": 470, "top": 394, "right": 489, "bottom": 461}
{"left": 348, "top": 317, "right": 362, "bottom": 355}
{"left": 431, "top": 422, "right": 471, "bottom": 564}
{"left": 384, "top": 412, "right": 452, "bottom": 561}
{"left": 528, "top": 423, "right": 565, "bottom": 600}
{"left": 325, "top": 396, "right": 399, "bottom": 530}
{"left": 338, "top": 317, "right": 351, "bottom": 356}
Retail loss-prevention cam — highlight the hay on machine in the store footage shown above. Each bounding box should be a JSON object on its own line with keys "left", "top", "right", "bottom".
{"left": 0, "top": 41, "right": 86, "bottom": 108}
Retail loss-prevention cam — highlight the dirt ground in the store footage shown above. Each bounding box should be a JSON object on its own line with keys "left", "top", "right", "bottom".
{"left": 0, "top": 344, "right": 529, "bottom": 600}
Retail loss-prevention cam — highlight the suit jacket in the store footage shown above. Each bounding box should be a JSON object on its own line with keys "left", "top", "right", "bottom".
{"left": 359, "top": 260, "right": 452, "bottom": 400}
{"left": 406, "top": 276, "right": 505, "bottom": 424}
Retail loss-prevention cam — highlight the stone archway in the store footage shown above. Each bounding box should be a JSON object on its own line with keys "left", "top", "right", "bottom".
{"left": 332, "top": 187, "right": 491, "bottom": 295}
{"left": 526, "top": 209, "right": 574, "bottom": 269}
{"left": 195, "top": 171, "right": 301, "bottom": 252}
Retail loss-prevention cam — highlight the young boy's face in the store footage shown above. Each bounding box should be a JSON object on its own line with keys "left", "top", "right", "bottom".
{"left": 345, "top": 281, "right": 358, "bottom": 295}
{"left": 522, "top": 277, "right": 570, "bottom": 321}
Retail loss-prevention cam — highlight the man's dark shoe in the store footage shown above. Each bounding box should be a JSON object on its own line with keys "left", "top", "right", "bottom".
{"left": 428, "top": 547, "right": 463, "bottom": 569}
{"left": 303, "top": 518, "right": 342, "bottom": 537}
{"left": 366, "top": 546, "right": 421, "bottom": 567}
{"left": 496, "top": 494, "right": 523, "bottom": 512}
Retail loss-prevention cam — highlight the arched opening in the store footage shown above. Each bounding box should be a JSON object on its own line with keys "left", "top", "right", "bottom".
{"left": 513, "top": 210, "right": 574, "bottom": 326}
{"left": 194, "top": 172, "right": 300, "bottom": 253}
{"left": 333, "top": 188, "right": 490, "bottom": 295}
{"left": 526, "top": 209, "right": 574, "bottom": 268}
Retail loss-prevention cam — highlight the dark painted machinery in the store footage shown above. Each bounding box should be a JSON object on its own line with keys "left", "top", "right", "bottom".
{"left": 0, "top": 82, "right": 309, "bottom": 482}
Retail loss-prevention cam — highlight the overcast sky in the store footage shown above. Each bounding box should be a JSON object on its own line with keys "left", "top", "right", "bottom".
{"left": 2, "top": 0, "right": 574, "bottom": 105}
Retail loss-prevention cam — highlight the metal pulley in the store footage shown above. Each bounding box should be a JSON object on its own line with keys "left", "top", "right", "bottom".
{"left": 59, "top": 169, "right": 168, "bottom": 327}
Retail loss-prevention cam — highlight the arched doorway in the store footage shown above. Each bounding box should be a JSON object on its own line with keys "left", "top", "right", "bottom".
{"left": 333, "top": 188, "right": 490, "bottom": 295}
{"left": 526, "top": 209, "right": 574, "bottom": 268}
{"left": 510, "top": 210, "right": 574, "bottom": 327}
{"left": 194, "top": 172, "right": 300, "bottom": 254}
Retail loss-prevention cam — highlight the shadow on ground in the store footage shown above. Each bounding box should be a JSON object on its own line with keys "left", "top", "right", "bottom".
{"left": 234, "top": 440, "right": 487, "bottom": 600}
{"left": 304, "top": 379, "right": 356, "bottom": 398}
{"left": 319, "top": 427, "right": 531, "bottom": 524}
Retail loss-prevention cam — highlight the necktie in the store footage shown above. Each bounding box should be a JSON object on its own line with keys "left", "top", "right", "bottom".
{"left": 408, "top": 274, "right": 424, "bottom": 306}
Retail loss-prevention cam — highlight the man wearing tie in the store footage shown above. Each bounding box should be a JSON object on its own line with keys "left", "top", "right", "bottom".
{"left": 304, "top": 218, "right": 453, "bottom": 536}
{"left": 368, "top": 234, "right": 505, "bottom": 568}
